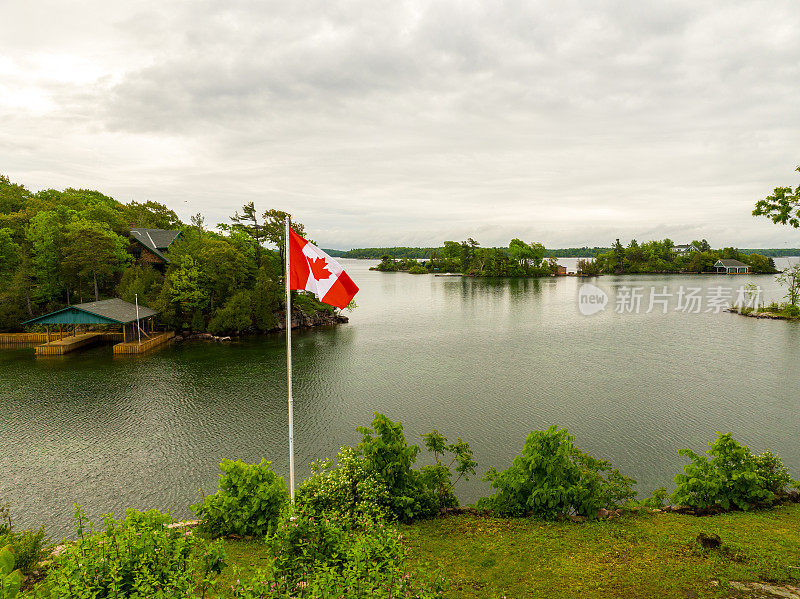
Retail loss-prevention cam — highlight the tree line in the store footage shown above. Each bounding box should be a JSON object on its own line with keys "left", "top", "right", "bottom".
{"left": 577, "top": 238, "right": 778, "bottom": 276}
{"left": 374, "top": 238, "right": 561, "bottom": 277}
{"left": 0, "top": 175, "right": 330, "bottom": 333}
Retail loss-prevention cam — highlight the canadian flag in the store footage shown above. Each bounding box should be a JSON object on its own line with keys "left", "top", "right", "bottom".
{"left": 288, "top": 227, "right": 359, "bottom": 309}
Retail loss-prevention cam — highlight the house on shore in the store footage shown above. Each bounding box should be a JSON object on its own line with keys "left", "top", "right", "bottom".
{"left": 129, "top": 228, "right": 181, "bottom": 267}
{"left": 673, "top": 243, "right": 701, "bottom": 255}
{"left": 714, "top": 259, "right": 749, "bottom": 274}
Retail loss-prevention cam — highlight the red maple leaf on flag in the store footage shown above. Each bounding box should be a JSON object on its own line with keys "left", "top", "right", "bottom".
{"left": 309, "top": 256, "right": 332, "bottom": 280}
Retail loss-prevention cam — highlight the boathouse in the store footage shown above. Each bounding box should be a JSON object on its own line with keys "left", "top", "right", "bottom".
{"left": 23, "top": 298, "right": 157, "bottom": 342}
{"left": 714, "top": 259, "right": 749, "bottom": 274}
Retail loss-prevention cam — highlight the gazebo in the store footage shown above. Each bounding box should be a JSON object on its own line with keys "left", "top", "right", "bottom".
{"left": 23, "top": 298, "right": 157, "bottom": 342}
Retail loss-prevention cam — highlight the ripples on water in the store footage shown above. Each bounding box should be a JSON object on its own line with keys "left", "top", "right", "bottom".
{"left": 3, "top": 258, "right": 800, "bottom": 537}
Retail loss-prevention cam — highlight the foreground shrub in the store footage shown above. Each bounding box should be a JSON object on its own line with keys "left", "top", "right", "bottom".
{"left": 419, "top": 430, "right": 477, "bottom": 513}
{"left": 193, "top": 459, "right": 288, "bottom": 538}
{"left": 0, "top": 528, "right": 47, "bottom": 577}
{"left": 0, "top": 544, "right": 22, "bottom": 598}
{"left": 0, "top": 500, "right": 49, "bottom": 577}
{"left": 478, "top": 426, "right": 637, "bottom": 519}
{"left": 295, "top": 447, "right": 391, "bottom": 527}
{"left": 37, "top": 507, "right": 226, "bottom": 598}
{"left": 671, "top": 432, "right": 797, "bottom": 511}
{"left": 232, "top": 506, "right": 445, "bottom": 599}
{"left": 357, "top": 414, "right": 476, "bottom": 522}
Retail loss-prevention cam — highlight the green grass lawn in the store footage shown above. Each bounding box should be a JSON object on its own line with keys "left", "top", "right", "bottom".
{"left": 401, "top": 505, "right": 800, "bottom": 598}
{"left": 28, "top": 505, "right": 800, "bottom": 598}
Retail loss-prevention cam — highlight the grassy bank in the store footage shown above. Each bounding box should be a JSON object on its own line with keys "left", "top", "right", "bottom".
{"left": 402, "top": 507, "right": 800, "bottom": 598}
{"left": 199, "top": 505, "right": 800, "bottom": 599}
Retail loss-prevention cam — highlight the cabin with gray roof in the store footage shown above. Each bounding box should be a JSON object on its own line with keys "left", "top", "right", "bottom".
{"left": 129, "top": 228, "right": 181, "bottom": 266}
{"left": 24, "top": 298, "right": 158, "bottom": 343}
{"left": 714, "top": 259, "right": 749, "bottom": 274}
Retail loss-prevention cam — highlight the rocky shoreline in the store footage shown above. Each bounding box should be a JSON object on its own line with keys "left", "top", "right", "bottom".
{"left": 173, "top": 309, "right": 349, "bottom": 343}
{"left": 726, "top": 307, "right": 799, "bottom": 321}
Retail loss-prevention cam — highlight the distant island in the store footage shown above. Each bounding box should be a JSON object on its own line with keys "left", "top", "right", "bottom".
{"left": 325, "top": 245, "right": 800, "bottom": 260}
{"left": 327, "top": 238, "right": 788, "bottom": 277}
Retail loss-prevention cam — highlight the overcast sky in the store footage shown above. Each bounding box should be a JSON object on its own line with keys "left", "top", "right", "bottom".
{"left": 2, "top": 1, "right": 799, "bottom": 249}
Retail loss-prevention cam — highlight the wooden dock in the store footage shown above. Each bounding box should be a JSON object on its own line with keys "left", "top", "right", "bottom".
{"left": 0, "top": 332, "right": 68, "bottom": 344}
{"left": 34, "top": 332, "right": 107, "bottom": 355}
{"left": 113, "top": 331, "right": 175, "bottom": 355}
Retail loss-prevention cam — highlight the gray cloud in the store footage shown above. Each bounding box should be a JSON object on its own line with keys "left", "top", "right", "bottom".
{"left": 1, "top": 0, "right": 799, "bottom": 249}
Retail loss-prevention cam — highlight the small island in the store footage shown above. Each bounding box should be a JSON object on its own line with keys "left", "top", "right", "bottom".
{"left": 361, "top": 237, "right": 782, "bottom": 277}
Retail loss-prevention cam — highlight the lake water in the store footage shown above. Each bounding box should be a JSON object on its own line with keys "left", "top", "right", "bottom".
{"left": 3, "top": 258, "right": 800, "bottom": 538}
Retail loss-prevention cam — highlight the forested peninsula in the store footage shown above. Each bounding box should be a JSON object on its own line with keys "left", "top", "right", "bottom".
{"left": 0, "top": 175, "right": 339, "bottom": 334}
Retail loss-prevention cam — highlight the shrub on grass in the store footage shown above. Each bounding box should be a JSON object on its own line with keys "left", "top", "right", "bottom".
{"left": 37, "top": 507, "right": 226, "bottom": 598}
{"left": 0, "top": 544, "right": 22, "bottom": 598}
{"left": 478, "top": 426, "right": 637, "bottom": 519}
{"left": 671, "top": 432, "right": 797, "bottom": 511}
{"left": 0, "top": 500, "right": 49, "bottom": 577}
{"left": 295, "top": 447, "right": 391, "bottom": 527}
{"left": 0, "top": 528, "right": 47, "bottom": 577}
{"left": 356, "top": 413, "right": 476, "bottom": 522}
{"left": 232, "top": 506, "right": 445, "bottom": 599}
{"left": 193, "top": 459, "right": 288, "bottom": 538}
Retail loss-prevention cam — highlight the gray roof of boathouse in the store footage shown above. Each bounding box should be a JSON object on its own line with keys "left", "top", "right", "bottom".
{"left": 23, "top": 299, "right": 157, "bottom": 326}
{"left": 715, "top": 259, "right": 749, "bottom": 268}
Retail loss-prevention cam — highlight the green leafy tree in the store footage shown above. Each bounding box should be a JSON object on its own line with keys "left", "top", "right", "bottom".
{"left": 777, "top": 263, "right": 800, "bottom": 307}
{"left": 198, "top": 238, "right": 252, "bottom": 310}
{"left": 230, "top": 202, "right": 268, "bottom": 267}
{"left": 611, "top": 238, "right": 625, "bottom": 273}
{"left": 508, "top": 239, "right": 535, "bottom": 273}
{"left": 745, "top": 253, "right": 778, "bottom": 274}
{"left": 116, "top": 265, "right": 163, "bottom": 305}
{"left": 753, "top": 166, "right": 800, "bottom": 227}
{"left": 0, "top": 174, "right": 31, "bottom": 215}
{"left": 0, "top": 229, "right": 20, "bottom": 283}
{"left": 208, "top": 290, "right": 253, "bottom": 335}
{"left": 252, "top": 266, "right": 279, "bottom": 330}
{"left": 262, "top": 209, "right": 306, "bottom": 273}
{"left": 61, "top": 220, "right": 130, "bottom": 301}
{"left": 167, "top": 255, "right": 207, "bottom": 322}
{"left": 123, "top": 200, "right": 181, "bottom": 229}
{"left": 26, "top": 207, "right": 79, "bottom": 303}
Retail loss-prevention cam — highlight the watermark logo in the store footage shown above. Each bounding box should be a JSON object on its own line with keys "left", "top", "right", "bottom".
{"left": 578, "top": 283, "right": 608, "bottom": 315}
{"left": 576, "top": 284, "right": 763, "bottom": 316}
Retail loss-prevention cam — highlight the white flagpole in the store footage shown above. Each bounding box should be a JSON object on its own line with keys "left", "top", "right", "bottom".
{"left": 285, "top": 216, "right": 295, "bottom": 502}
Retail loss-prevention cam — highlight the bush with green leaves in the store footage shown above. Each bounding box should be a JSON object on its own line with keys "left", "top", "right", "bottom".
{"left": 193, "top": 459, "right": 288, "bottom": 538}
{"left": 671, "top": 432, "right": 797, "bottom": 511}
{"left": 0, "top": 500, "right": 49, "bottom": 577}
{"left": 356, "top": 413, "right": 476, "bottom": 522}
{"left": 37, "top": 506, "right": 226, "bottom": 598}
{"left": 231, "top": 507, "right": 445, "bottom": 599}
{"left": 0, "top": 544, "right": 22, "bottom": 599}
{"left": 419, "top": 430, "right": 477, "bottom": 513}
{"left": 477, "top": 426, "right": 637, "bottom": 519}
{"left": 356, "top": 414, "right": 422, "bottom": 521}
{"left": 295, "top": 447, "right": 391, "bottom": 527}
{"left": 0, "top": 528, "right": 47, "bottom": 577}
